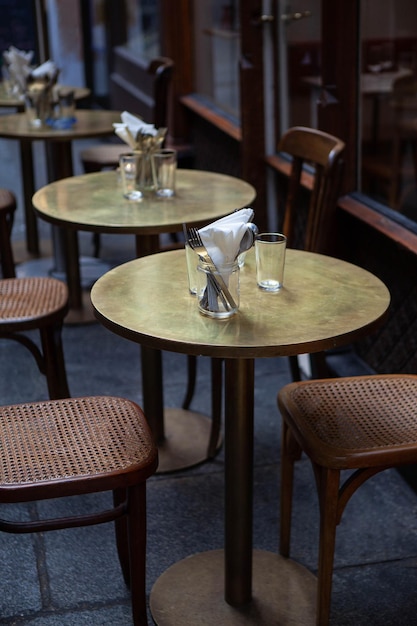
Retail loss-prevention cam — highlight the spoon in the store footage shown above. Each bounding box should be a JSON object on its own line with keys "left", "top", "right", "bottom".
{"left": 236, "top": 222, "right": 259, "bottom": 258}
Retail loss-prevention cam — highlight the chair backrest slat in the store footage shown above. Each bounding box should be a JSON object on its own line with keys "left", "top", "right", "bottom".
{"left": 279, "top": 126, "right": 345, "bottom": 254}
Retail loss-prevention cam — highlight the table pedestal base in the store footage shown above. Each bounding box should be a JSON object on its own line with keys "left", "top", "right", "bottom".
{"left": 150, "top": 549, "right": 316, "bottom": 625}
{"left": 157, "top": 408, "right": 222, "bottom": 473}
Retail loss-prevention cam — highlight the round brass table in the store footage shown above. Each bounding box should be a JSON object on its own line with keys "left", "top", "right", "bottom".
{"left": 91, "top": 247, "right": 391, "bottom": 625}
{"left": 32, "top": 169, "right": 256, "bottom": 315}
{"left": 0, "top": 88, "right": 92, "bottom": 254}
{"left": 0, "top": 109, "right": 121, "bottom": 320}
{"left": 0, "top": 83, "right": 90, "bottom": 111}
{"left": 35, "top": 169, "right": 256, "bottom": 471}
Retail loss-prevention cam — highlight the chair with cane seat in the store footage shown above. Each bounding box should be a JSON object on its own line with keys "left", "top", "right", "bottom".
{"left": 184, "top": 127, "right": 346, "bottom": 445}
{"left": 278, "top": 374, "right": 417, "bottom": 626}
{"left": 271, "top": 126, "right": 346, "bottom": 380}
{"left": 0, "top": 188, "right": 70, "bottom": 399}
{"left": 0, "top": 394, "right": 158, "bottom": 625}
{"left": 81, "top": 56, "right": 175, "bottom": 175}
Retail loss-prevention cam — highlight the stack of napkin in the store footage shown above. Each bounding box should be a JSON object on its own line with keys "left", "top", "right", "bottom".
{"left": 113, "top": 111, "right": 167, "bottom": 151}
{"left": 199, "top": 208, "right": 257, "bottom": 267}
{"left": 29, "top": 60, "right": 59, "bottom": 82}
{"left": 26, "top": 60, "right": 59, "bottom": 95}
{"left": 2, "top": 46, "right": 33, "bottom": 95}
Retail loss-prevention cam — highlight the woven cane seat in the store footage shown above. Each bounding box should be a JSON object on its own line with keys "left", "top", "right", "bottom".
{"left": 278, "top": 373, "right": 417, "bottom": 625}
{"left": 280, "top": 374, "right": 417, "bottom": 469}
{"left": 0, "top": 395, "right": 158, "bottom": 625}
{"left": 0, "top": 277, "right": 68, "bottom": 328}
{"left": 0, "top": 189, "right": 70, "bottom": 400}
{"left": 0, "top": 395, "right": 157, "bottom": 499}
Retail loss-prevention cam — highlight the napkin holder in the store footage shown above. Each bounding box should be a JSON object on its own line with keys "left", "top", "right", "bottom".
{"left": 133, "top": 128, "right": 167, "bottom": 193}
{"left": 24, "top": 69, "right": 59, "bottom": 128}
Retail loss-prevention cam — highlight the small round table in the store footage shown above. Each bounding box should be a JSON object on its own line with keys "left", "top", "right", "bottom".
{"left": 32, "top": 169, "right": 256, "bottom": 312}
{"left": 35, "top": 169, "right": 256, "bottom": 472}
{"left": 0, "top": 110, "right": 121, "bottom": 312}
{"left": 0, "top": 82, "right": 90, "bottom": 111}
{"left": 91, "top": 247, "right": 391, "bottom": 625}
{"left": 0, "top": 87, "right": 92, "bottom": 254}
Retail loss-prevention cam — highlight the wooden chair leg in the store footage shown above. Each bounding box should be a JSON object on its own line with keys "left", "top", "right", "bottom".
{"left": 0, "top": 210, "right": 16, "bottom": 278}
{"left": 114, "top": 487, "right": 130, "bottom": 587}
{"left": 92, "top": 233, "right": 101, "bottom": 258}
{"left": 182, "top": 355, "right": 197, "bottom": 410}
{"left": 40, "top": 323, "right": 70, "bottom": 399}
{"left": 315, "top": 466, "right": 341, "bottom": 626}
{"left": 279, "top": 419, "right": 302, "bottom": 556}
{"left": 288, "top": 355, "right": 302, "bottom": 381}
{"left": 310, "top": 351, "right": 330, "bottom": 379}
{"left": 127, "top": 482, "right": 148, "bottom": 626}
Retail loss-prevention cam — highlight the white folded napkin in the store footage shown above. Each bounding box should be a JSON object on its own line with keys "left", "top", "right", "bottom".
{"left": 3, "top": 46, "right": 33, "bottom": 93}
{"left": 199, "top": 208, "right": 255, "bottom": 267}
{"left": 30, "top": 59, "right": 58, "bottom": 81}
{"left": 113, "top": 111, "right": 167, "bottom": 150}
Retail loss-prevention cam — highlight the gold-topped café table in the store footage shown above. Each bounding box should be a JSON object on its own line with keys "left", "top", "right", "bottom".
{"left": 32, "top": 169, "right": 256, "bottom": 314}
{"left": 91, "top": 247, "right": 391, "bottom": 625}
{"left": 0, "top": 88, "right": 91, "bottom": 255}
{"left": 0, "top": 109, "right": 119, "bottom": 296}
{"left": 35, "top": 169, "right": 256, "bottom": 472}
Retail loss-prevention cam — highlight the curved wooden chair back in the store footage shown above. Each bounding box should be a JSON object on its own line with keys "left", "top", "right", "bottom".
{"left": 110, "top": 55, "right": 174, "bottom": 129}
{"left": 277, "top": 127, "right": 345, "bottom": 380}
{"left": 278, "top": 126, "right": 345, "bottom": 254}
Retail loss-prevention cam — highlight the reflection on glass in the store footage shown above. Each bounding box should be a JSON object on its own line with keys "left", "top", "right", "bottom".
{"left": 278, "top": 0, "right": 321, "bottom": 132}
{"left": 125, "top": 0, "right": 161, "bottom": 59}
{"left": 193, "top": 0, "right": 240, "bottom": 118}
{"left": 360, "top": 0, "right": 417, "bottom": 223}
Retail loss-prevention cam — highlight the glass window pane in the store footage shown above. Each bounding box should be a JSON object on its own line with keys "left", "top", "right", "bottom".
{"left": 124, "top": 0, "right": 161, "bottom": 59}
{"left": 192, "top": 0, "right": 240, "bottom": 119}
{"left": 360, "top": 0, "right": 417, "bottom": 222}
{"left": 278, "top": 0, "right": 321, "bottom": 132}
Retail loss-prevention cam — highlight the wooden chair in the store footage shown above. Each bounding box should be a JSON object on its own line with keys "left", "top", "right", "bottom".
{"left": 277, "top": 126, "right": 345, "bottom": 380}
{"left": 81, "top": 57, "right": 175, "bottom": 176}
{"left": 362, "top": 73, "right": 417, "bottom": 211}
{"left": 0, "top": 395, "right": 158, "bottom": 625}
{"left": 278, "top": 374, "right": 417, "bottom": 625}
{"left": 0, "top": 188, "right": 70, "bottom": 399}
{"left": 185, "top": 127, "right": 345, "bottom": 439}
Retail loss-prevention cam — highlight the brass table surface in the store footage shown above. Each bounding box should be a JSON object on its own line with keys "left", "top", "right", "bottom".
{"left": 0, "top": 83, "right": 91, "bottom": 110}
{"left": 91, "top": 247, "right": 390, "bottom": 359}
{"left": 32, "top": 169, "right": 257, "bottom": 236}
{"left": 32, "top": 169, "right": 256, "bottom": 315}
{"left": 91, "top": 248, "right": 390, "bottom": 625}
{"left": 0, "top": 108, "right": 120, "bottom": 143}
{"left": 0, "top": 108, "right": 120, "bottom": 257}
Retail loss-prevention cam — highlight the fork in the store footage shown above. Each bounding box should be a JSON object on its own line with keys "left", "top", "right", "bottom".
{"left": 187, "top": 227, "right": 237, "bottom": 310}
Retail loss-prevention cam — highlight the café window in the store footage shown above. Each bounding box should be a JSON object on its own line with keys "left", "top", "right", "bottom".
{"left": 124, "top": 0, "right": 161, "bottom": 59}
{"left": 359, "top": 0, "right": 417, "bottom": 225}
{"left": 192, "top": 0, "right": 240, "bottom": 119}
